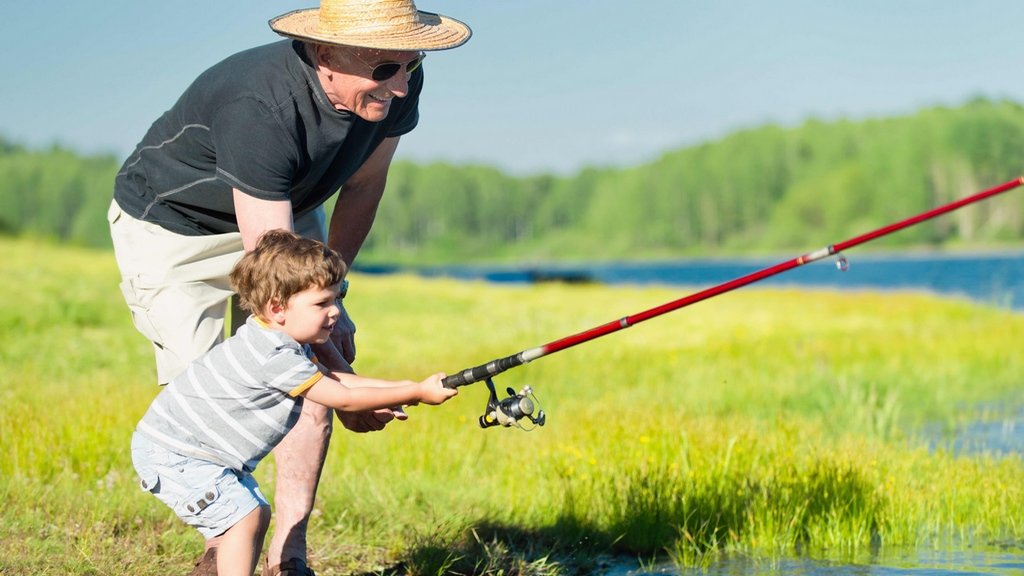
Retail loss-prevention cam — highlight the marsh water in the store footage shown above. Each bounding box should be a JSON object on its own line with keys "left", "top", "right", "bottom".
{"left": 365, "top": 250, "right": 1024, "bottom": 312}
{"left": 603, "top": 546, "right": 1024, "bottom": 575}
{"left": 362, "top": 251, "right": 1024, "bottom": 575}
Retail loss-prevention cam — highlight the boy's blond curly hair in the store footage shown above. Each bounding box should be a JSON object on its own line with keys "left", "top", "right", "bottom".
{"left": 230, "top": 229, "right": 347, "bottom": 318}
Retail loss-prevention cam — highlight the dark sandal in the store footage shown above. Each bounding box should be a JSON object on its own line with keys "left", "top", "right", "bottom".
{"left": 262, "top": 558, "right": 316, "bottom": 576}
{"left": 187, "top": 548, "right": 218, "bottom": 576}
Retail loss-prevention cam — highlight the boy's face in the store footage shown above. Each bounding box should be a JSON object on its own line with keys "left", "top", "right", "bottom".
{"left": 279, "top": 284, "right": 341, "bottom": 344}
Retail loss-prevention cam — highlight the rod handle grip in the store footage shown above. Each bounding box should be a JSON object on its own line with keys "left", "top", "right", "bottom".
{"left": 442, "top": 371, "right": 476, "bottom": 389}
{"left": 442, "top": 353, "right": 525, "bottom": 389}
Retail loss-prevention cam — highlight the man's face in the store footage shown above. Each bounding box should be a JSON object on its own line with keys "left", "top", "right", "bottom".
{"left": 317, "top": 46, "right": 422, "bottom": 122}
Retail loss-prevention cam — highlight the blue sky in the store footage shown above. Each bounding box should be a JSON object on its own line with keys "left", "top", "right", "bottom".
{"left": 3, "top": 1, "right": 1024, "bottom": 174}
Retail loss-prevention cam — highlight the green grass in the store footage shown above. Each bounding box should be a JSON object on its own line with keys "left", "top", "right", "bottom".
{"left": 1, "top": 236, "right": 1023, "bottom": 575}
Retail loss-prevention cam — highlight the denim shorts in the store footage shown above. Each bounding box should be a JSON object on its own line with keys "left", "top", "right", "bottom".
{"left": 131, "top": 432, "right": 268, "bottom": 539}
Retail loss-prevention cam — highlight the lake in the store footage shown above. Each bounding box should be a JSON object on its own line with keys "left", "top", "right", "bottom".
{"left": 357, "top": 250, "right": 1024, "bottom": 312}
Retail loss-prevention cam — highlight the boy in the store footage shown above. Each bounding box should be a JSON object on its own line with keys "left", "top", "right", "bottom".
{"left": 131, "top": 229, "right": 456, "bottom": 576}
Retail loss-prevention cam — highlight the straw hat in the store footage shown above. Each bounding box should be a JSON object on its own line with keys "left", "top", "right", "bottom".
{"left": 270, "top": 0, "right": 471, "bottom": 51}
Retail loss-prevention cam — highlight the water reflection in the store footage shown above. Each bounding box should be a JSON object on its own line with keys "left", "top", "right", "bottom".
{"left": 604, "top": 546, "right": 1024, "bottom": 575}
{"left": 925, "top": 405, "right": 1024, "bottom": 455}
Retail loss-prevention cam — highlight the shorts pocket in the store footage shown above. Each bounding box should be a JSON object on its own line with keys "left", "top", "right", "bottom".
{"left": 175, "top": 471, "right": 242, "bottom": 534}
{"left": 119, "top": 277, "right": 167, "bottom": 348}
{"left": 131, "top": 433, "right": 167, "bottom": 495}
{"left": 178, "top": 483, "right": 222, "bottom": 517}
{"left": 138, "top": 468, "right": 161, "bottom": 494}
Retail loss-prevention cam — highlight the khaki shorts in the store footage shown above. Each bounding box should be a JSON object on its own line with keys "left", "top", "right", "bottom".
{"left": 108, "top": 200, "right": 326, "bottom": 384}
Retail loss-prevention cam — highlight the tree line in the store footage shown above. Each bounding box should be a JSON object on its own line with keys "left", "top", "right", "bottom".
{"left": 5, "top": 98, "right": 1024, "bottom": 263}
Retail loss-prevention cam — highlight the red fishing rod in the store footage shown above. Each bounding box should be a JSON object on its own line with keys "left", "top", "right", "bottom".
{"left": 442, "top": 177, "right": 1024, "bottom": 429}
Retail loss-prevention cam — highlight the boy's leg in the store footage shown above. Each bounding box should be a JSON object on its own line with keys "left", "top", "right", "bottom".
{"left": 217, "top": 505, "right": 272, "bottom": 576}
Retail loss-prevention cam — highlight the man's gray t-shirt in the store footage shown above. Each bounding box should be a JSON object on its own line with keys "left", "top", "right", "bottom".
{"left": 135, "top": 315, "right": 324, "bottom": 472}
{"left": 114, "top": 40, "right": 421, "bottom": 235}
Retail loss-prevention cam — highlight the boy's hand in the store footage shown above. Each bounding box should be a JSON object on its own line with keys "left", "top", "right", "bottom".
{"left": 418, "top": 373, "right": 457, "bottom": 405}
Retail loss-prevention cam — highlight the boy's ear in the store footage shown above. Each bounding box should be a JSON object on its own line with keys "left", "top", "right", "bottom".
{"left": 267, "top": 298, "right": 287, "bottom": 323}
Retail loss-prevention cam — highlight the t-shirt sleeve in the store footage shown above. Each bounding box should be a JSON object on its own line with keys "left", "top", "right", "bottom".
{"left": 263, "top": 344, "right": 324, "bottom": 397}
{"left": 211, "top": 97, "right": 298, "bottom": 201}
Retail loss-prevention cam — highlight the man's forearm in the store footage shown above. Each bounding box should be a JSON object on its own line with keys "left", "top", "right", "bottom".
{"left": 327, "top": 187, "right": 382, "bottom": 265}
{"left": 233, "top": 189, "right": 295, "bottom": 251}
{"left": 327, "top": 136, "right": 400, "bottom": 264}
{"left": 311, "top": 339, "right": 352, "bottom": 375}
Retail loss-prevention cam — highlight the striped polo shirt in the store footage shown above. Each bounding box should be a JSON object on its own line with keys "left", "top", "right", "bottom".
{"left": 135, "top": 315, "right": 323, "bottom": 472}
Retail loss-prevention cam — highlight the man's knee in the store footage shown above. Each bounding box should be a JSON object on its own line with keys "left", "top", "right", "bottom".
{"left": 298, "top": 401, "right": 334, "bottom": 439}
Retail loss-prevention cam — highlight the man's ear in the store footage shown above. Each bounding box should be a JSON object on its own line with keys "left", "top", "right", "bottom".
{"left": 314, "top": 44, "right": 336, "bottom": 72}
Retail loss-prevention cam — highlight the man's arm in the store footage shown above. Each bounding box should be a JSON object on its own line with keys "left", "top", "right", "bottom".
{"left": 321, "top": 136, "right": 406, "bottom": 430}
{"left": 327, "top": 136, "right": 401, "bottom": 264}
{"left": 233, "top": 188, "right": 294, "bottom": 250}
{"left": 320, "top": 136, "right": 402, "bottom": 365}
{"left": 305, "top": 136, "right": 405, "bottom": 428}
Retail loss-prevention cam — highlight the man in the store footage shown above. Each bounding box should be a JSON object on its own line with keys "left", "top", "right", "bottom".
{"left": 108, "top": 1, "right": 471, "bottom": 574}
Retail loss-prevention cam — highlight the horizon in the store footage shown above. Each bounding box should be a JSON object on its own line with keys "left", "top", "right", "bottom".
{"left": 4, "top": 97, "right": 1017, "bottom": 177}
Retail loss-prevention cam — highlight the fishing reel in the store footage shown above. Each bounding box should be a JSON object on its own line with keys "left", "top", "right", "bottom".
{"left": 478, "top": 377, "right": 546, "bottom": 430}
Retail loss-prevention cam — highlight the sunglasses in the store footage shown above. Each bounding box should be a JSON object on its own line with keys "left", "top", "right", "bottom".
{"left": 352, "top": 51, "right": 426, "bottom": 82}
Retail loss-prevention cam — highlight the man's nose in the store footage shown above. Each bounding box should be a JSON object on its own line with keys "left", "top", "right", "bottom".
{"left": 385, "top": 70, "right": 410, "bottom": 96}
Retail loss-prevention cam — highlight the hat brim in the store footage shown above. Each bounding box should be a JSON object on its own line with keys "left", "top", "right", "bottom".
{"left": 269, "top": 9, "right": 471, "bottom": 51}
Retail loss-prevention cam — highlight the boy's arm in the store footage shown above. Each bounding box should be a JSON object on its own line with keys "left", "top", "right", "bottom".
{"left": 311, "top": 338, "right": 409, "bottom": 426}
{"left": 301, "top": 372, "right": 455, "bottom": 413}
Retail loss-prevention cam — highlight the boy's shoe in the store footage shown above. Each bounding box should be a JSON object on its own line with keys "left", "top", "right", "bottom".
{"left": 187, "top": 548, "right": 218, "bottom": 576}
{"left": 262, "top": 558, "right": 316, "bottom": 576}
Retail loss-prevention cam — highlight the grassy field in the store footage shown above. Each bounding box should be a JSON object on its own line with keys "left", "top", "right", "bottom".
{"left": 1, "top": 236, "right": 1022, "bottom": 575}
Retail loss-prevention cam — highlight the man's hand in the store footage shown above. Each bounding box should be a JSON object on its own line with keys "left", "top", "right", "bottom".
{"left": 313, "top": 312, "right": 406, "bottom": 433}
{"left": 336, "top": 407, "right": 408, "bottom": 433}
{"left": 309, "top": 317, "right": 405, "bottom": 430}
{"left": 331, "top": 299, "right": 357, "bottom": 364}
